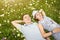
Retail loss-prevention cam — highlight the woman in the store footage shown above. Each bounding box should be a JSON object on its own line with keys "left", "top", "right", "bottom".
{"left": 32, "top": 9, "right": 60, "bottom": 40}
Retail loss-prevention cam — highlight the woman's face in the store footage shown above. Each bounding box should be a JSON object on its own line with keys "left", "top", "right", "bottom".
{"left": 23, "top": 14, "right": 31, "bottom": 23}
{"left": 35, "top": 12, "right": 43, "bottom": 20}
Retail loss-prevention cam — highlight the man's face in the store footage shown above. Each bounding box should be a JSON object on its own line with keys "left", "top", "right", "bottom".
{"left": 23, "top": 14, "right": 31, "bottom": 23}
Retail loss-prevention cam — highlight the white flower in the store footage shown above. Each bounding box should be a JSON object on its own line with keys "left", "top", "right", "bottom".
{"left": 54, "top": 0, "right": 56, "bottom": 3}
{"left": 58, "top": 16, "right": 60, "bottom": 18}
{"left": 13, "top": 10, "right": 15, "bottom": 12}
{"left": 16, "top": 30, "right": 19, "bottom": 32}
{"left": 2, "top": 37, "right": 7, "bottom": 40}
{"left": 0, "top": 14, "right": 4, "bottom": 17}
{"left": 29, "top": 3, "right": 33, "bottom": 6}
{"left": 32, "top": 0, "right": 35, "bottom": 2}
{"left": 54, "top": 9, "right": 57, "bottom": 11}
{"left": 15, "top": 36, "right": 16, "bottom": 38}
{"left": 40, "top": 5, "right": 42, "bottom": 7}
{"left": 24, "top": 8, "right": 26, "bottom": 10}
{"left": 46, "top": 0, "right": 48, "bottom": 3}
{"left": 14, "top": 28, "right": 16, "bottom": 30}
{"left": 14, "top": 4, "right": 17, "bottom": 6}
{"left": 59, "top": 11, "right": 60, "bottom": 14}
{"left": 1, "top": 8, "right": 4, "bottom": 11}
{"left": 19, "top": 9, "right": 20, "bottom": 11}
{"left": 48, "top": 5, "right": 50, "bottom": 8}
{"left": 5, "top": 5, "right": 7, "bottom": 7}
{"left": 21, "top": 13, "right": 23, "bottom": 15}
{"left": 19, "top": 16, "right": 20, "bottom": 18}
{"left": 45, "top": 3, "right": 48, "bottom": 5}
{"left": 0, "top": 23, "right": 2, "bottom": 26}
{"left": 37, "top": 0, "right": 40, "bottom": 2}
{"left": 4, "top": 0, "right": 6, "bottom": 1}
{"left": 51, "top": 2, "right": 54, "bottom": 4}
{"left": 7, "top": 12, "right": 10, "bottom": 15}
{"left": 24, "top": 39, "right": 26, "bottom": 40}
{"left": 31, "top": 7, "right": 35, "bottom": 10}
{"left": 8, "top": 4, "right": 10, "bottom": 6}
{"left": 17, "top": 34, "right": 20, "bottom": 37}
{"left": 0, "top": 31, "right": 2, "bottom": 33}
{"left": 4, "top": 37, "right": 7, "bottom": 39}
{"left": 5, "top": 11, "right": 7, "bottom": 13}
{"left": 11, "top": 10, "right": 13, "bottom": 12}
{"left": 7, "top": 20, "right": 10, "bottom": 23}
{"left": 4, "top": 20, "right": 6, "bottom": 22}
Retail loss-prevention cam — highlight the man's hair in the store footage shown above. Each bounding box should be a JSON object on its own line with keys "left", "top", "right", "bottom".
{"left": 21, "top": 13, "right": 29, "bottom": 19}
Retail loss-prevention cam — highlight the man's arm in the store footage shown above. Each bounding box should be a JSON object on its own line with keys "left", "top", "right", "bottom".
{"left": 53, "top": 27, "right": 60, "bottom": 33}
{"left": 48, "top": 17, "right": 60, "bottom": 33}
{"left": 11, "top": 20, "right": 23, "bottom": 30}
{"left": 46, "top": 37, "right": 50, "bottom": 40}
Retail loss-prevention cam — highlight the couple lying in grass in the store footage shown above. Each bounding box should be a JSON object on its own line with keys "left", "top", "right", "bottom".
{"left": 11, "top": 9, "right": 60, "bottom": 40}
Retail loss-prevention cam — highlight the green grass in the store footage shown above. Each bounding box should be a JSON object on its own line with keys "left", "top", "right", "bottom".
{"left": 0, "top": 0, "right": 60, "bottom": 40}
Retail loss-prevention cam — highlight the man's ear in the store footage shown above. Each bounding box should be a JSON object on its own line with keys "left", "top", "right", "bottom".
{"left": 35, "top": 17, "right": 37, "bottom": 19}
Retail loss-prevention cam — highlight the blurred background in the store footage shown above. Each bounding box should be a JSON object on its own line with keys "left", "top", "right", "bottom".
{"left": 0, "top": 0, "right": 60, "bottom": 40}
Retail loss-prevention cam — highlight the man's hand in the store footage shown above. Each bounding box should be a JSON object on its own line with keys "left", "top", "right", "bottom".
{"left": 53, "top": 28, "right": 60, "bottom": 33}
{"left": 11, "top": 20, "right": 24, "bottom": 28}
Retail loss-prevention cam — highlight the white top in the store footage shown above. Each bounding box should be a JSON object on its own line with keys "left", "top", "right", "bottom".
{"left": 38, "top": 16, "right": 60, "bottom": 40}
{"left": 15, "top": 22, "right": 46, "bottom": 40}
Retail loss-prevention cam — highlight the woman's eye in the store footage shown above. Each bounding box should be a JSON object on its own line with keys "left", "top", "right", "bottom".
{"left": 37, "top": 15, "right": 38, "bottom": 16}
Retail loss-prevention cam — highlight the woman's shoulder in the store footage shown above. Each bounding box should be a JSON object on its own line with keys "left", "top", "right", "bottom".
{"left": 44, "top": 16, "right": 51, "bottom": 20}
{"left": 33, "top": 22, "right": 38, "bottom": 24}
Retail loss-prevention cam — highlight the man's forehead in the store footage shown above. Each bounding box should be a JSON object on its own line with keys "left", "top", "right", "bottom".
{"left": 24, "top": 14, "right": 29, "bottom": 17}
{"left": 23, "top": 14, "right": 30, "bottom": 18}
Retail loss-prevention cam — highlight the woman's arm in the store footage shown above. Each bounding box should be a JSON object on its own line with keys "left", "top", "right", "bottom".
{"left": 38, "top": 23, "right": 52, "bottom": 38}
{"left": 39, "top": 9, "right": 46, "bottom": 16}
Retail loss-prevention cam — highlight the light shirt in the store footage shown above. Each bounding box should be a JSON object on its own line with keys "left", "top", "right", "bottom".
{"left": 15, "top": 22, "right": 46, "bottom": 40}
